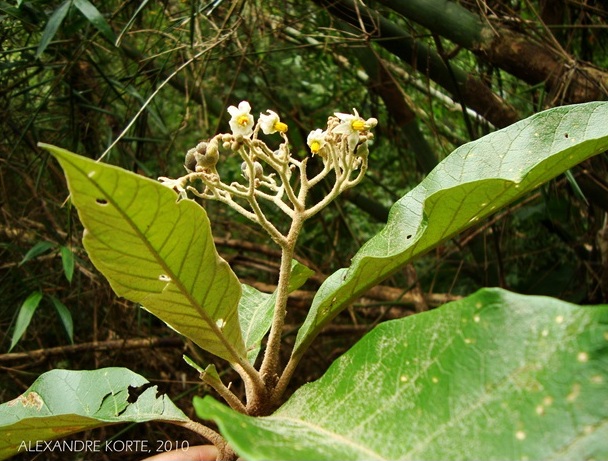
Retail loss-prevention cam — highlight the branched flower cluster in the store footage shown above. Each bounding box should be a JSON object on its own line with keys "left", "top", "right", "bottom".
{"left": 159, "top": 101, "right": 377, "bottom": 246}
{"left": 157, "top": 102, "right": 378, "bottom": 415}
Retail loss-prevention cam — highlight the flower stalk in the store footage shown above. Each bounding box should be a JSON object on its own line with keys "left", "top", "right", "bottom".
{"left": 159, "top": 102, "right": 377, "bottom": 416}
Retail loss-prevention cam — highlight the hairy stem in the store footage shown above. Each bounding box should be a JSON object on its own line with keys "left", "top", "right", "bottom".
{"left": 172, "top": 419, "right": 236, "bottom": 460}
{"left": 232, "top": 359, "right": 266, "bottom": 403}
{"left": 271, "top": 350, "right": 303, "bottom": 405}
{"left": 201, "top": 372, "right": 248, "bottom": 414}
{"left": 247, "top": 194, "right": 287, "bottom": 246}
{"left": 257, "top": 216, "right": 302, "bottom": 392}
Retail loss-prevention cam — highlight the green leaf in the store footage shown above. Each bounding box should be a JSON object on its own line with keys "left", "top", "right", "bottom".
{"left": 183, "top": 354, "right": 206, "bottom": 374}
{"left": 60, "top": 245, "right": 75, "bottom": 283}
{"left": 196, "top": 288, "right": 608, "bottom": 461}
{"left": 0, "top": 2, "right": 23, "bottom": 19}
{"left": 35, "top": 0, "right": 71, "bottom": 58}
{"left": 49, "top": 295, "right": 74, "bottom": 344}
{"left": 239, "top": 284, "right": 272, "bottom": 362}
{"left": 0, "top": 368, "right": 188, "bottom": 460}
{"left": 239, "top": 260, "right": 314, "bottom": 363}
{"left": 182, "top": 355, "right": 221, "bottom": 384}
{"left": 9, "top": 291, "right": 43, "bottom": 351}
{"left": 19, "top": 240, "right": 55, "bottom": 265}
{"left": 40, "top": 143, "right": 246, "bottom": 363}
{"left": 114, "top": 0, "right": 149, "bottom": 46}
{"left": 564, "top": 169, "right": 588, "bottom": 205}
{"left": 294, "top": 101, "right": 608, "bottom": 355}
{"left": 72, "top": 0, "right": 116, "bottom": 44}
{"left": 286, "top": 260, "right": 315, "bottom": 292}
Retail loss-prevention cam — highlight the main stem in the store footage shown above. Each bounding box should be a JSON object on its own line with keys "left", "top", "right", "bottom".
{"left": 257, "top": 214, "right": 302, "bottom": 395}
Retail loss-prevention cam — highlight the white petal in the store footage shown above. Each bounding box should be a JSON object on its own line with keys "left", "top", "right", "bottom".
{"left": 333, "top": 122, "right": 352, "bottom": 135}
{"left": 260, "top": 110, "right": 279, "bottom": 134}
{"left": 238, "top": 100, "right": 251, "bottom": 112}
{"left": 334, "top": 112, "right": 355, "bottom": 121}
{"left": 347, "top": 133, "right": 360, "bottom": 152}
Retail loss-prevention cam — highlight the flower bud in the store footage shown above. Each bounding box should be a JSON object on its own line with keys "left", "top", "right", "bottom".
{"left": 241, "top": 161, "right": 264, "bottom": 180}
{"left": 184, "top": 148, "right": 198, "bottom": 172}
{"left": 195, "top": 141, "right": 219, "bottom": 171}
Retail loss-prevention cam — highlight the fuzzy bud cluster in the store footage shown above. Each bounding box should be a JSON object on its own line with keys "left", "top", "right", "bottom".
{"left": 184, "top": 142, "right": 219, "bottom": 173}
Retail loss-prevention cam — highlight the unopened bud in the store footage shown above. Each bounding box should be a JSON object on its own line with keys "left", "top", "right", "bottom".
{"left": 194, "top": 141, "right": 219, "bottom": 171}
{"left": 184, "top": 148, "right": 198, "bottom": 172}
{"left": 241, "top": 161, "right": 264, "bottom": 180}
{"left": 195, "top": 142, "right": 208, "bottom": 154}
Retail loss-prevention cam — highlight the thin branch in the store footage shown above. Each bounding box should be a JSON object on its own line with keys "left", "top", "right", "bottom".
{"left": 100, "top": 33, "right": 233, "bottom": 162}
{"left": 271, "top": 352, "right": 302, "bottom": 405}
{"left": 201, "top": 372, "right": 248, "bottom": 414}
{"left": 0, "top": 337, "right": 183, "bottom": 363}
{"left": 171, "top": 419, "right": 236, "bottom": 460}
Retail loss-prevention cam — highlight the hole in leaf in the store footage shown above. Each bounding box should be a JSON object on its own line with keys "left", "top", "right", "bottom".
{"left": 127, "top": 383, "right": 155, "bottom": 404}
{"left": 406, "top": 235, "right": 412, "bottom": 239}
{"left": 96, "top": 198, "right": 108, "bottom": 205}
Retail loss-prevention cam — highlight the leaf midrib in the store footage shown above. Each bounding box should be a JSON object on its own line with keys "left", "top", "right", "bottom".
{"left": 64, "top": 153, "right": 242, "bottom": 363}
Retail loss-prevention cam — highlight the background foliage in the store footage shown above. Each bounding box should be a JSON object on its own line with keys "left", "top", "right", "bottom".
{"left": 1, "top": 0, "right": 607, "bottom": 458}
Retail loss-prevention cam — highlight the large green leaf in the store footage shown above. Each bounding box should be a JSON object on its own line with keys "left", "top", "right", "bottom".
{"left": 196, "top": 288, "right": 608, "bottom": 460}
{"left": 41, "top": 144, "right": 246, "bottom": 363}
{"left": 294, "top": 102, "right": 608, "bottom": 355}
{"left": 0, "top": 368, "right": 188, "bottom": 460}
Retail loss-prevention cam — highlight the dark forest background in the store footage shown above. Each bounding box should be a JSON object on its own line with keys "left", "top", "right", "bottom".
{"left": 1, "top": 1, "right": 607, "bottom": 458}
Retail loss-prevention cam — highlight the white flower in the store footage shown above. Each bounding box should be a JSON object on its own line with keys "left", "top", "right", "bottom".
{"left": 228, "top": 101, "right": 255, "bottom": 137}
{"left": 333, "top": 108, "right": 378, "bottom": 151}
{"left": 259, "top": 110, "right": 288, "bottom": 135}
{"left": 307, "top": 129, "right": 327, "bottom": 155}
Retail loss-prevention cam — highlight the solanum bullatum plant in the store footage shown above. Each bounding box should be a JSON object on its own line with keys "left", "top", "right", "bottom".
{"left": 4, "top": 102, "right": 607, "bottom": 461}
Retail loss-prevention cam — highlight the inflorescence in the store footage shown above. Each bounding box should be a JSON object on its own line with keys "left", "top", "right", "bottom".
{"left": 159, "top": 101, "right": 377, "bottom": 244}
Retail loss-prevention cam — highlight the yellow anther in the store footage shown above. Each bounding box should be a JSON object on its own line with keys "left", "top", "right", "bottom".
{"left": 275, "top": 121, "right": 288, "bottom": 133}
{"left": 352, "top": 119, "right": 366, "bottom": 131}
